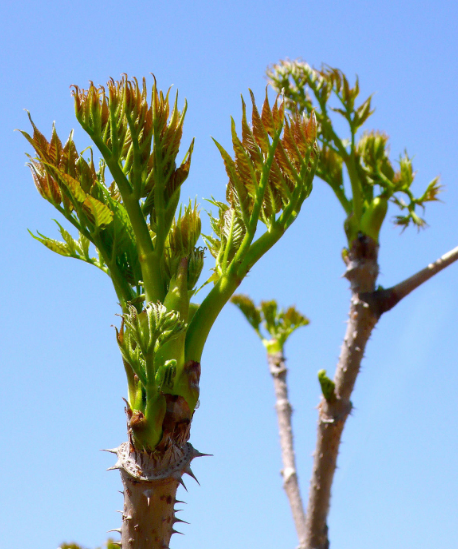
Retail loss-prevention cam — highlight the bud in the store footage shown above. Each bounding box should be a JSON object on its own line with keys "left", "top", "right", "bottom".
{"left": 168, "top": 201, "right": 201, "bottom": 257}
{"left": 187, "top": 247, "right": 205, "bottom": 290}
{"left": 318, "top": 369, "right": 336, "bottom": 402}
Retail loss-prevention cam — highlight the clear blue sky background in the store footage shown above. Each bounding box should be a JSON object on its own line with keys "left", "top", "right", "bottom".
{"left": 1, "top": 1, "right": 457, "bottom": 548}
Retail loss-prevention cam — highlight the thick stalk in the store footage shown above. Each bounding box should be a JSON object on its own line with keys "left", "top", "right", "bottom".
{"left": 107, "top": 442, "right": 204, "bottom": 549}
{"left": 305, "top": 235, "right": 379, "bottom": 549}
{"left": 268, "top": 351, "right": 307, "bottom": 548}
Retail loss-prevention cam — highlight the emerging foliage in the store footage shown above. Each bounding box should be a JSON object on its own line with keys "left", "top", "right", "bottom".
{"left": 203, "top": 89, "right": 318, "bottom": 280}
{"left": 22, "top": 75, "right": 318, "bottom": 453}
{"left": 231, "top": 294, "right": 309, "bottom": 354}
{"left": 267, "top": 61, "right": 441, "bottom": 242}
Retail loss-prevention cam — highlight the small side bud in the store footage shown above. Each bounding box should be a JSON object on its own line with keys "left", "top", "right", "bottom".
{"left": 318, "top": 369, "right": 336, "bottom": 402}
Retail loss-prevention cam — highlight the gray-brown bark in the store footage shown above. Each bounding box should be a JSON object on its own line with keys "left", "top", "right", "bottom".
{"left": 304, "top": 238, "right": 458, "bottom": 548}
{"left": 268, "top": 351, "right": 307, "bottom": 548}
{"left": 106, "top": 441, "right": 204, "bottom": 549}
{"left": 366, "top": 244, "right": 458, "bottom": 316}
{"left": 305, "top": 235, "right": 379, "bottom": 549}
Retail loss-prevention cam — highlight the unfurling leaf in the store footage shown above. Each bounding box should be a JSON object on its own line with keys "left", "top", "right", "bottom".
{"left": 231, "top": 294, "right": 262, "bottom": 331}
{"left": 28, "top": 230, "right": 71, "bottom": 257}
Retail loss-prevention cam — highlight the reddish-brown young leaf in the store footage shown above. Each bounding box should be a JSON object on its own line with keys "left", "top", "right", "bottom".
{"left": 272, "top": 95, "right": 285, "bottom": 131}
{"left": 305, "top": 111, "right": 317, "bottom": 143}
{"left": 291, "top": 113, "right": 308, "bottom": 157}
{"left": 268, "top": 159, "right": 293, "bottom": 202}
{"left": 28, "top": 161, "right": 61, "bottom": 204}
{"left": 48, "top": 124, "right": 63, "bottom": 165}
{"left": 76, "top": 156, "right": 96, "bottom": 194}
{"left": 231, "top": 119, "right": 257, "bottom": 197}
{"left": 164, "top": 139, "right": 194, "bottom": 201}
{"left": 261, "top": 90, "right": 275, "bottom": 137}
{"left": 249, "top": 90, "right": 270, "bottom": 154}
{"left": 100, "top": 87, "right": 110, "bottom": 129}
{"left": 281, "top": 120, "right": 301, "bottom": 170}
{"left": 59, "top": 133, "right": 79, "bottom": 178}
{"left": 274, "top": 141, "right": 299, "bottom": 183}
{"left": 240, "top": 97, "right": 263, "bottom": 169}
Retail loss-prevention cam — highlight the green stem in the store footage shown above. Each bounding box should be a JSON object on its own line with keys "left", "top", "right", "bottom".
{"left": 88, "top": 134, "right": 164, "bottom": 303}
{"left": 346, "top": 153, "right": 363, "bottom": 221}
{"left": 237, "top": 223, "right": 284, "bottom": 278}
{"left": 185, "top": 273, "right": 240, "bottom": 362}
{"left": 153, "top": 142, "right": 167, "bottom": 262}
{"left": 124, "top": 194, "right": 165, "bottom": 303}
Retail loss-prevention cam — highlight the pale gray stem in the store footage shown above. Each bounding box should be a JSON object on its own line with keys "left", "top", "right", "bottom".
{"left": 120, "top": 472, "right": 179, "bottom": 549}
{"left": 268, "top": 351, "right": 307, "bottom": 549}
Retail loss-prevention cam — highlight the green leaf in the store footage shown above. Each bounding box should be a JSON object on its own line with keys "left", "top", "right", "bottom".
{"left": 353, "top": 95, "right": 374, "bottom": 129}
{"left": 57, "top": 171, "right": 87, "bottom": 202}
{"left": 82, "top": 195, "right": 114, "bottom": 227}
{"left": 231, "top": 294, "right": 262, "bottom": 331}
{"left": 28, "top": 230, "right": 70, "bottom": 257}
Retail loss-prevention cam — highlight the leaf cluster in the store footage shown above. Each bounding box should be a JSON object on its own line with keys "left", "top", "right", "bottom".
{"left": 203, "top": 90, "right": 318, "bottom": 280}
{"left": 22, "top": 76, "right": 319, "bottom": 445}
{"left": 21, "top": 76, "right": 200, "bottom": 309}
{"left": 117, "top": 302, "right": 186, "bottom": 402}
{"left": 231, "top": 294, "right": 309, "bottom": 352}
{"left": 267, "top": 60, "right": 442, "bottom": 237}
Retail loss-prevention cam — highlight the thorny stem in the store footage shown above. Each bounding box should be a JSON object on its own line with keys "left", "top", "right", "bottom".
{"left": 268, "top": 352, "right": 307, "bottom": 548}
{"left": 367, "top": 244, "right": 458, "bottom": 316}
{"left": 107, "top": 442, "right": 206, "bottom": 549}
{"left": 305, "top": 235, "right": 379, "bottom": 549}
{"left": 304, "top": 238, "right": 458, "bottom": 548}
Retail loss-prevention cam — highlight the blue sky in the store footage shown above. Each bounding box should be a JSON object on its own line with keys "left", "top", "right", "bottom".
{"left": 1, "top": 1, "right": 457, "bottom": 548}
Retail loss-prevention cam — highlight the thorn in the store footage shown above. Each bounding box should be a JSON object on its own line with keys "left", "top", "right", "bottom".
{"left": 192, "top": 448, "right": 212, "bottom": 459}
{"left": 107, "top": 528, "right": 122, "bottom": 534}
{"left": 171, "top": 529, "right": 184, "bottom": 535}
{"left": 102, "top": 447, "right": 120, "bottom": 454}
{"left": 173, "top": 517, "right": 190, "bottom": 525}
{"left": 177, "top": 477, "right": 188, "bottom": 491}
{"left": 118, "top": 490, "right": 125, "bottom": 496}
{"left": 115, "top": 510, "right": 124, "bottom": 514}
{"left": 143, "top": 488, "right": 152, "bottom": 506}
{"left": 107, "top": 461, "right": 122, "bottom": 471}
{"left": 174, "top": 499, "right": 187, "bottom": 504}
{"left": 184, "top": 465, "right": 200, "bottom": 485}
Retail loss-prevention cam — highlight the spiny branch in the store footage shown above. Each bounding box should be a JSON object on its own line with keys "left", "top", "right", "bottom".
{"left": 368, "top": 244, "right": 458, "bottom": 316}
